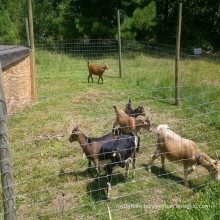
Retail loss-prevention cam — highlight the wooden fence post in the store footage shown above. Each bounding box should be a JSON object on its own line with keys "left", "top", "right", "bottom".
{"left": 28, "top": 0, "right": 36, "bottom": 101}
{"left": 117, "top": 9, "right": 122, "bottom": 78}
{"left": 25, "top": 18, "right": 30, "bottom": 47}
{"left": 0, "top": 62, "right": 17, "bottom": 219}
{"left": 175, "top": 3, "right": 182, "bottom": 105}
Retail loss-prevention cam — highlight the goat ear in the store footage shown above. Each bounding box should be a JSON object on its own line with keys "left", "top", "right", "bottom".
{"left": 74, "top": 126, "right": 79, "bottom": 131}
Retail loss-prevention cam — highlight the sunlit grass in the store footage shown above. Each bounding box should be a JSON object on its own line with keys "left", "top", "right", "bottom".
{"left": 0, "top": 50, "right": 219, "bottom": 219}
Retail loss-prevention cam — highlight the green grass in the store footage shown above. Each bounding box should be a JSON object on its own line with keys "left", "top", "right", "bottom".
{"left": 1, "top": 50, "right": 219, "bottom": 219}
{"left": 159, "top": 183, "right": 220, "bottom": 220}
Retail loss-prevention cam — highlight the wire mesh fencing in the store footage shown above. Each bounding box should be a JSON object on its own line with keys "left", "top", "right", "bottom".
{"left": 0, "top": 39, "right": 219, "bottom": 219}
{"left": 35, "top": 39, "right": 120, "bottom": 80}
{"left": 0, "top": 85, "right": 219, "bottom": 219}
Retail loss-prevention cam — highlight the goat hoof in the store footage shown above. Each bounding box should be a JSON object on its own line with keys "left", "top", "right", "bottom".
{"left": 132, "top": 180, "right": 135, "bottom": 183}
{"left": 95, "top": 177, "right": 100, "bottom": 182}
{"left": 161, "top": 168, "right": 166, "bottom": 173}
{"left": 106, "top": 195, "right": 111, "bottom": 200}
{"left": 183, "top": 182, "right": 189, "bottom": 187}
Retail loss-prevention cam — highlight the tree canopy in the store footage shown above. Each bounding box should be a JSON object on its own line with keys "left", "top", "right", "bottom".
{"left": 0, "top": 0, "right": 219, "bottom": 50}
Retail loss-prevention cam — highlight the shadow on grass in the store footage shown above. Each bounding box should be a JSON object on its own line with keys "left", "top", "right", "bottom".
{"left": 105, "top": 75, "right": 120, "bottom": 79}
{"left": 142, "top": 164, "right": 206, "bottom": 192}
{"left": 59, "top": 167, "right": 96, "bottom": 181}
{"left": 82, "top": 80, "right": 104, "bottom": 84}
{"left": 86, "top": 172, "right": 125, "bottom": 201}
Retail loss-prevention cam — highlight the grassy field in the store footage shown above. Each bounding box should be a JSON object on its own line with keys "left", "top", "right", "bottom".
{"left": 1, "top": 49, "right": 219, "bottom": 219}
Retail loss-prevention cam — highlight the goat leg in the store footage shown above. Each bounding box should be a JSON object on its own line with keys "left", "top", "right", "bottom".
{"left": 125, "top": 162, "right": 129, "bottom": 180}
{"left": 183, "top": 164, "right": 195, "bottom": 187}
{"left": 188, "top": 165, "right": 196, "bottom": 175}
{"left": 136, "top": 135, "right": 141, "bottom": 152}
{"left": 87, "top": 160, "right": 92, "bottom": 174}
{"left": 148, "top": 150, "right": 160, "bottom": 173}
{"left": 88, "top": 74, "right": 91, "bottom": 83}
{"left": 94, "top": 159, "right": 100, "bottom": 181}
{"left": 132, "top": 155, "right": 136, "bottom": 182}
{"left": 183, "top": 164, "right": 190, "bottom": 187}
{"left": 106, "top": 165, "right": 113, "bottom": 199}
{"left": 161, "top": 154, "right": 166, "bottom": 171}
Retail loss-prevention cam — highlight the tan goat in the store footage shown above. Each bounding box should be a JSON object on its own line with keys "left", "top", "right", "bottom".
{"left": 87, "top": 61, "right": 109, "bottom": 84}
{"left": 148, "top": 124, "right": 220, "bottom": 186}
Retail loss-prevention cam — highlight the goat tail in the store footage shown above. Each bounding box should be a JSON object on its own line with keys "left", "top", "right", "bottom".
{"left": 113, "top": 105, "right": 117, "bottom": 110}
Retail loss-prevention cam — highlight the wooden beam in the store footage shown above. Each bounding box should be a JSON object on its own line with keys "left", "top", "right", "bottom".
{"left": 25, "top": 18, "right": 30, "bottom": 47}
{"left": 117, "top": 9, "right": 122, "bottom": 78}
{"left": 28, "top": 0, "right": 36, "bottom": 101}
{"left": 175, "top": 3, "right": 182, "bottom": 106}
{"left": 0, "top": 62, "right": 17, "bottom": 220}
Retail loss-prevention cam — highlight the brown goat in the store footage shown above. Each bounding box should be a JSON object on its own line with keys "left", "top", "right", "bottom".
{"left": 125, "top": 99, "right": 146, "bottom": 118}
{"left": 113, "top": 106, "right": 151, "bottom": 136}
{"left": 148, "top": 124, "right": 220, "bottom": 186}
{"left": 69, "top": 126, "right": 119, "bottom": 178}
{"left": 87, "top": 61, "right": 109, "bottom": 84}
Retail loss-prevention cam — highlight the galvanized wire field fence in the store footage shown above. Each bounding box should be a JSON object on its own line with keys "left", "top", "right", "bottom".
{"left": 35, "top": 39, "right": 119, "bottom": 80}
{"left": 34, "top": 39, "right": 195, "bottom": 80}
{"left": 0, "top": 39, "right": 219, "bottom": 219}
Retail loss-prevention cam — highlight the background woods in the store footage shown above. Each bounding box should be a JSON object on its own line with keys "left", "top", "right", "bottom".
{"left": 0, "top": 0, "right": 220, "bottom": 50}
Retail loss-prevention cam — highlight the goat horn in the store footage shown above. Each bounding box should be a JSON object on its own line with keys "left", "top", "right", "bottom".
{"left": 216, "top": 151, "right": 219, "bottom": 161}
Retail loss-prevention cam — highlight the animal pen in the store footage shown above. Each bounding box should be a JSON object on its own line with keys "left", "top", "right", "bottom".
{"left": 0, "top": 45, "right": 36, "bottom": 114}
{"left": 0, "top": 38, "right": 219, "bottom": 219}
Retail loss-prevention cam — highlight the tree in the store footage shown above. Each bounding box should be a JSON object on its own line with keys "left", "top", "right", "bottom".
{"left": 0, "top": 9, "right": 20, "bottom": 43}
{"left": 121, "top": 1, "right": 156, "bottom": 40}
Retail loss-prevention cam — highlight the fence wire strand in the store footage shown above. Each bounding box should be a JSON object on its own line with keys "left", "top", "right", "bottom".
{"left": 0, "top": 39, "right": 219, "bottom": 219}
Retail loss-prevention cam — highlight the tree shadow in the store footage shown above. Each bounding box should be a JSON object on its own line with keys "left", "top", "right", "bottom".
{"left": 86, "top": 172, "right": 125, "bottom": 201}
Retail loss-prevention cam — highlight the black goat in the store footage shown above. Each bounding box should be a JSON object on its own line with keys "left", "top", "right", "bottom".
{"left": 69, "top": 127, "right": 138, "bottom": 199}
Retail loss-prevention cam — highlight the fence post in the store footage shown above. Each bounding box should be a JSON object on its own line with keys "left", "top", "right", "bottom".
{"left": 0, "top": 62, "right": 17, "bottom": 219}
{"left": 25, "top": 18, "right": 30, "bottom": 47}
{"left": 117, "top": 9, "right": 122, "bottom": 78}
{"left": 175, "top": 3, "right": 182, "bottom": 106}
{"left": 28, "top": 0, "right": 36, "bottom": 101}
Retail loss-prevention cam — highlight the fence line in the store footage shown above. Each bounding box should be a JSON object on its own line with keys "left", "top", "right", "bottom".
{"left": 4, "top": 108, "right": 219, "bottom": 138}
{"left": 1, "top": 166, "right": 216, "bottom": 214}
{"left": 2, "top": 131, "right": 219, "bottom": 189}
{"left": 2, "top": 99, "right": 219, "bottom": 120}
{"left": 1, "top": 38, "right": 219, "bottom": 218}
{"left": 1, "top": 97, "right": 219, "bottom": 218}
